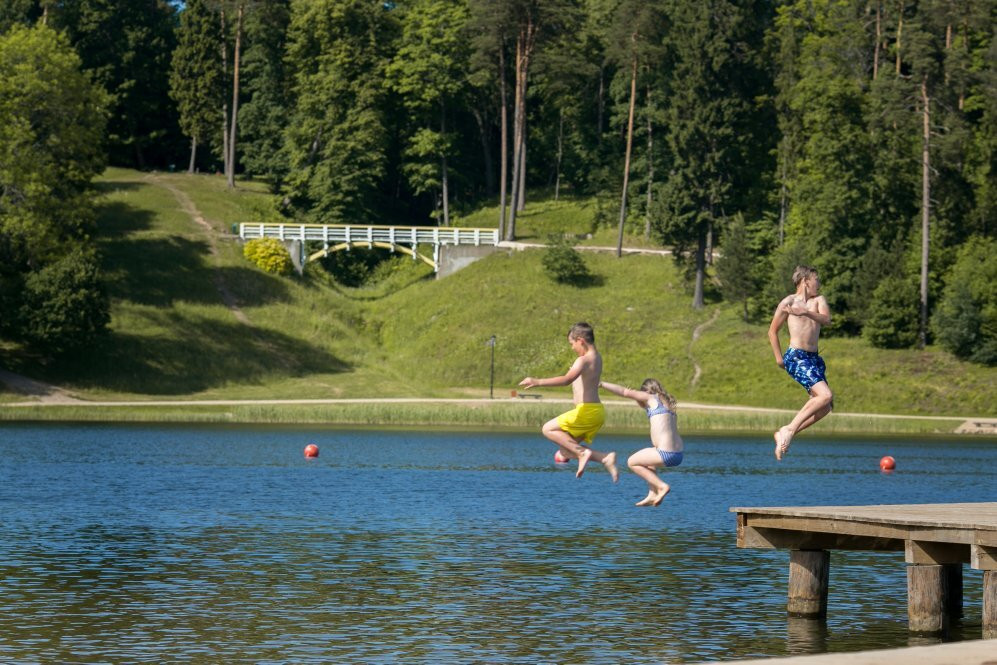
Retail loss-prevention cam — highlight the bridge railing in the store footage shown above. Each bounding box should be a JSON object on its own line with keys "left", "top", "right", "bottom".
{"left": 238, "top": 223, "right": 499, "bottom": 247}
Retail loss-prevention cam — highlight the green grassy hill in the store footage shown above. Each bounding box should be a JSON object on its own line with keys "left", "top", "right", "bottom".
{"left": 1, "top": 168, "right": 993, "bottom": 420}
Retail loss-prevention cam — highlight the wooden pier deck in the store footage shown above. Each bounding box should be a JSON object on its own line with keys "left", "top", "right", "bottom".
{"left": 698, "top": 638, "right": 997, "bottom": 664}
{"left": 732, "top": 503, "right": 997, "bottom": 636}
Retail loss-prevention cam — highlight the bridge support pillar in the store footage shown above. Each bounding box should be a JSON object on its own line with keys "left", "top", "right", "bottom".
{"left": 437, "top": 244, "right": 498, "bottom": 279}
{"left": 284, "top": 240, "right": 305, "bottom": 275}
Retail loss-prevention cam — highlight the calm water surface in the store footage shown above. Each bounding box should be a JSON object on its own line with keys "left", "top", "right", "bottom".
{"left": 1, "top": 424, "right": 995, "bottom": 663}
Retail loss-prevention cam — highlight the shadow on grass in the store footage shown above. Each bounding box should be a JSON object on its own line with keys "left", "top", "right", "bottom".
{"left": 98, "top": 211, "right": 293, "bottom": 308}
{"left": 55, "top": 311, "right": 350, "bottom": 395}
{"left": 95, "top": 180, "right": 146, "bottom": 195}
{"left": 96, "top": 200, "right": 156, "bottom": 236}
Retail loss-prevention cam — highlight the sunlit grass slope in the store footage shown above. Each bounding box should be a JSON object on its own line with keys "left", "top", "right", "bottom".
{"left": 1, "top": 168, "right": 992, "bottom": 420}
{"left": 369, "top": 250, "right": 995, "bottom": 416}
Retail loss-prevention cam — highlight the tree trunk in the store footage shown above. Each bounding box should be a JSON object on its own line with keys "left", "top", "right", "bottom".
{"left": 441, "top": 102, "right": 450, "bottom": 226}
{"left": 597, "top": 65, "right": 604, "bottom": 143}
{"left": 645, "top": 87, "right": 653, "bottom": 240}
{"left": 554, "top": 107, "right": 563, "bottom": 201}
{"left": 472, "top": 107, "right": 495, "bottom": 194}
{"left": 506, "top": 34, "right": 523, "bottom": 241}
{"left": 919, "top": 76, "right": 930, "bottom": 349}
{"left": 617, "top": 52, "right": 637, "bottom": 258}
{"left": 517, "top": 125, "right": 526, "bottom": 211}
{"left": 779, "top": 179, "right": 787, "bottom": 245}
{"left": 188, "top": 136, "right": 197, "bottom": 174}
{"left": 227, "top": 1, "right": 244, "bottom": 190}
{"left": 706, "top": 221, "right": 713, "bottom": 266}
{"left": 693, "top": 228, "right": 706, "bottom": 309}
{"left": 498, "top": 46, "right": 508, "bottom": 239}
{"left": 895, "top": 2, "right": 903, "bottom": 75}
{"left": 873, "top": 1, "right": 881, "bottom": 80}
{"left": 959, "top": 20, "right": 967, "bottom": 110}
{"left": 220, "top": 7, "right": 229, "bottom": 179}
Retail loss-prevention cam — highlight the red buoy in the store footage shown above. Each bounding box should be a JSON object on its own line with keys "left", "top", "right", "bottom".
{"left": 554, "top": 451, "right": 570, "bottom": 464}
{"left": 879, "top": 455, "right": 895, "bottom": 471}
{"left": 304, "top": 443, "right": 320, "bottom": 458}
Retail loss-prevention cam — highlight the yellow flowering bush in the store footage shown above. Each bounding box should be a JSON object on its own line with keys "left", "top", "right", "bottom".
{"left": 243, "top": 238, "right": 293, "bottom": 275}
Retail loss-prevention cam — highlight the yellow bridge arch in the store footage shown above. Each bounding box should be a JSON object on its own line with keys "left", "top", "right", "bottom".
{"left": 308, "top": 241, "right": 436, "bottom": 268}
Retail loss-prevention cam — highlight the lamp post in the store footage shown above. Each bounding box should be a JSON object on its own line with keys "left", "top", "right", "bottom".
{"left": 487, "top": 335, "right": 496, "bottom": 399}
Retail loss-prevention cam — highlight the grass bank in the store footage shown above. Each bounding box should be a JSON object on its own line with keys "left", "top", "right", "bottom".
{"left": 0, "top": 168, "right": 993, "bottom": 434}
{"left": 0, "top": 399, "right": 977, "bottom": 437}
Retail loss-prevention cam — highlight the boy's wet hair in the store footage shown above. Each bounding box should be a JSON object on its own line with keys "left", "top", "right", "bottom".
{"left": 792, "top": 265, "right": 818, "bottom": 286}
{"left": 568, "top": 322, "right": 595, "bottom": 344}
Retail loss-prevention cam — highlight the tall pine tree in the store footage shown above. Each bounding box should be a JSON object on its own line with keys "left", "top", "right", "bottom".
{"left": 170, "top": 0, "right": 224, "bottom": 174}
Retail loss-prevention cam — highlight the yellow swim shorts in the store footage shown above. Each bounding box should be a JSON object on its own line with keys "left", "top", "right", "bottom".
{"left": 556, "top": 403, "right": 606, "bottom": 444}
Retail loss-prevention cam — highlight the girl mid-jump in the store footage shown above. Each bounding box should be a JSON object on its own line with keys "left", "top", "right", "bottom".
{"left": 599, "top": 378, "right": 683, "bottom": 507}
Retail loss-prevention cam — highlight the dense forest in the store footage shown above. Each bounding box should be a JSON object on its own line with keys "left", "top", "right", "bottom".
{"left": 0, "top": 0, "right": 995, "bottom": 365}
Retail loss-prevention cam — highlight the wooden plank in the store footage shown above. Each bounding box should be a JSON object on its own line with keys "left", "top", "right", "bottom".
{"left": 688, "top": 638, "right": 997, "bottom": 664}
{"left": 985, "top": 571, "right": 997, "bottom": 638}
{"left": 744, "top": 514, "right": 913, "bottom": 539}
{"left": 739, "top": 525, "right": 903, "bottom": 552}
{"left": 732, "top": 503, "right": 997, "bottom": 532}
{"left": 743, "top": 515, "right": 976, "bottom": 545}
{"left": 971, "top": 544, "right": 997, "bottom": 571}
{"left": 904, "top": 540, "right": 970, "bottom": 564}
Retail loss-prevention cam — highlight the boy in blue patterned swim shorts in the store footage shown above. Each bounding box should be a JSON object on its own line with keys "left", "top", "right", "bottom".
{"left": 767, "top": 266, "right": 834, "bottom": 460}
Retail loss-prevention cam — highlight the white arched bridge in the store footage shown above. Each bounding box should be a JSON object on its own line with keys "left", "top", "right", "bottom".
{"left": 238, "top": 223, "right": 500, "bottom": 276}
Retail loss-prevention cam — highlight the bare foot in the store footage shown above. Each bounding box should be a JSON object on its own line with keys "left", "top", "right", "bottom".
{"left": 774, "top": 427, "right": 792, "bottom": 461}
{"left": 651, "top": 483, "right": 671, "bottom": 506}
{"left": 635, "top": 493, "right": 655, "bottom": 507}
{"left": 602, "top": 452, "right": 619, "bottom": 483}
{"left": 575, "top": 447, "right": 593, "bottom": 478}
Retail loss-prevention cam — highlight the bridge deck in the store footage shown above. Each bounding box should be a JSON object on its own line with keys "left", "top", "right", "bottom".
{"left": 239, "top": 223, "right": 499, "bottom": 246}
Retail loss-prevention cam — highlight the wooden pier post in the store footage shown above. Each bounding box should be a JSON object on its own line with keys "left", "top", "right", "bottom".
{"left": 787, "top": 549, "right": 829, "bottom": 619}
{"left": 907, "top": 564, "right": 948, "bottom": 634}
{"left": 984, "top": 571, "right": 997, "bottom": 639}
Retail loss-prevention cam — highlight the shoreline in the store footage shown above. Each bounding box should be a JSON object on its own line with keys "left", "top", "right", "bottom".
{"left": 1, "top": 398, "right": 994, "bottom": 437}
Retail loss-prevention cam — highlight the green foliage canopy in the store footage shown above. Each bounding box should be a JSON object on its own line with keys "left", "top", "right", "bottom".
{"left": 0, "top": 24, "right": 110, "bottom": 353}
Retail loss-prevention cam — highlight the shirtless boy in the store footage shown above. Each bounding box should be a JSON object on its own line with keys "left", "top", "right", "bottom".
{"left": 519, "top": 322, "right": 619, "bottom": 481}
{"left": 768, "top": 266, "right": 833, "bottom": 460}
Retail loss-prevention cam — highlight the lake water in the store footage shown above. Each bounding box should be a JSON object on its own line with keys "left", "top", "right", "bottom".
{"left": 0, "top": 424, "right": 995, "bottom": 664}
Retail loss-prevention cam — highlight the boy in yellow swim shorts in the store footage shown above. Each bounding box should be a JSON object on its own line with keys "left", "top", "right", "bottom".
{"left": 519, "top": 322, "right": 619, "bottom": 482}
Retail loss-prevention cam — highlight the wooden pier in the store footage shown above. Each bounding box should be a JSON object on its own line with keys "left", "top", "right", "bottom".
{"left": 732, "top": 503, "right": 997, "bottom": 636}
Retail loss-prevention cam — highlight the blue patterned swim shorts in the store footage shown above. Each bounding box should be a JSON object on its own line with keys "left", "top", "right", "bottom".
{"left": 783, "top": 348, "right": 828, "bottom": 392}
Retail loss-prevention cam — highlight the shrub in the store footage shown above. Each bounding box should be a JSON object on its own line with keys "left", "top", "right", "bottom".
{"left": 243, "top": 238, "right": 293, "bottom": 275}
{"left": 542, "top": 235, "right": 591, "bottom": 285}
{"left": 863, "top": 275, "right": 920, "bottom": 349}
{"left": 16, "top": 248, "right": 110, "bottom": 353}
{"left": 932, "top": 238, "right": 997, "bottom": 365}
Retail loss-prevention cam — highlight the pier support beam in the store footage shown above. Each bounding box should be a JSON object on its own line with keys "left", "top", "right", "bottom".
{"left": 984, "top": 571, "right": 997, "bottom": 639}
{"left": 907, "top": 564, "right": 948, "bottom": 634}
{"left": 787, "top": 549, "right": 829, "bottom": 619}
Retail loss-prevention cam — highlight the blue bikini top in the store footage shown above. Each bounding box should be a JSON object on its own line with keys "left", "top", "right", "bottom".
{"left": 646, "top": 398, "right": 674, "bottom": 419}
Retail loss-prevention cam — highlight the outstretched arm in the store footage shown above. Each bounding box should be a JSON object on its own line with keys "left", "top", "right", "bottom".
{"left": 599, "top": 380, "right": 651, "bottom": 404}
{"left": 520, "top": 357, "right": 583, "bottom": 389}
{"left": 768, "top": 300, "right": 789, "bottom": 367}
